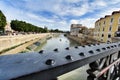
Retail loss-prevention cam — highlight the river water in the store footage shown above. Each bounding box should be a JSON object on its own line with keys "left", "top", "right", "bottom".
{"left": 37, "top": 34, "right": 89, "bottom": 80}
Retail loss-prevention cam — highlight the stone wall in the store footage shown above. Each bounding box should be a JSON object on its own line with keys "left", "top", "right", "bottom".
{"left": 67, "top": 34, "right": 98, "bottom": 45}
{"left": 0, "top": 33, "right": 50, "bottom": 52}
{"left": 112, "top": 37, "right": 120, "bottom": 42}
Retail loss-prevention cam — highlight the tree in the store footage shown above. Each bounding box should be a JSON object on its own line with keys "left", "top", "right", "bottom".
{"left": 44, "top": 26, "right": 48, "bottom": 32}
{"left": 50, "top": 29, "right": 63, "bottom": 33}
{"left": 0, "top": 10, "right": 6, "bottom": 33}
{"left": 11, "top": 20, "right": 47, "bottom": 33}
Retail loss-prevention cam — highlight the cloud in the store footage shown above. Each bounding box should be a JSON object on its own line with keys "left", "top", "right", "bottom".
{"left": 70, "top": 18, "right": 96, "bottom": 28}
{"left": 90, "top": 0, "right": 107, "bottom": 8}
{"left": 106, "top": 0, "right": 120, "bottom": 4}
{"left": 95, "top": 7, "right": 120, "bottom": 20}
{"left": 27, "top": 13, "right": 55, "bottom": 23}
{"left": 0, "top": 0, "right": 120, "bottom": 31}
{"left": 65, "top": 0, "right": 81, "bottom": 3}
{"left": 70, "top": 20, "right": 79, "bottom": 24}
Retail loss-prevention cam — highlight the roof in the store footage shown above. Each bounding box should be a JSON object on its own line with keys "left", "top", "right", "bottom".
{"left": 95, "top": 10, "right": 120, "bottom": 23}
{"left": 112, "top": 11, "right": 120, "bottom": 15}
{"left": 105, "top": 15, "right": 111, "bottom": 18}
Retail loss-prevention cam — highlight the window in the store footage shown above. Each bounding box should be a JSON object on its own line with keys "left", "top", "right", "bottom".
{"left": 103, "top": 28, "right": 105, "bottom": 31}
{"left": 103, "top": 21, "right": 105, "bottom": 25}
{"left": 118, "top": 18, "right": 120, "bottom": 24}
{"left": 118, "top": 25, "right": 120, "bottom": 31}
{"left": 98, "top": 28, "right": 100, "bottom": 31}
{"left": 102, "top": 34, "right": 104, "bottom": 37}
{"left": 110, "top": 18, "right": 113, "bottom": 23}
{"left": 109, "top": 25, "right": 112, "bottom": 31}
{"left": 108, "top": 34, "right": 111, "bottom": 38}
{"left": 101, "top": 39, "right": 103, "bottom": 41}
{"left": 97, "top": 23, "right": 98, "bottom": 26}
{"left": 99, "top": 22, "right": 101, "bottom": 26}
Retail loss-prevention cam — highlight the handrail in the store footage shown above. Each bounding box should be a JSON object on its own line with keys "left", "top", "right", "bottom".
{"left": 0, "top": 42, "right": 120, "bottom": 80}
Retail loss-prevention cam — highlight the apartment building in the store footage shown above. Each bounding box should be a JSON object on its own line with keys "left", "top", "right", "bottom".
{"left": 94, "top": 10, "right": 120, "bottom": 42}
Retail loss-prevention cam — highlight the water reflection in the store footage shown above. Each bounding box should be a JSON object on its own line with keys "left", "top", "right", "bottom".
{"left": 58, "top": 65, "right": 89, "bottom": 80}
{"left": 41, "top": 34, "right": 80, "bottom": 51}
{"left": 38, "top": 34, "right": 88, "bottom": 80}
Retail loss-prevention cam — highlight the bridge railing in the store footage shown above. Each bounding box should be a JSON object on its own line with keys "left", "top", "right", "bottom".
{"left": 0, "top": 42, "right": 120, "bottom": 80}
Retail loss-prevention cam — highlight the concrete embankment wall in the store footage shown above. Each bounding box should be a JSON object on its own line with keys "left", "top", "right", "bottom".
{"left": 67, "top": 35, "right": 86, "bottom": 45}
{"left": 0, "top": 33, "right": 50, "bottom": 52}
{"left": 67, "top": 34, "right": 98, "bottom": 45}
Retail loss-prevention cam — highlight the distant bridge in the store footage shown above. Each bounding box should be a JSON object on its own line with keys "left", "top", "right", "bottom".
{"left": 0, "top": 42, "right": 120, "bottom": 80}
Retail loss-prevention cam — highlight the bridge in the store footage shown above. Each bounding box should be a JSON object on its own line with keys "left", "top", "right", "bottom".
{"left": 0, "top": 41, "right": 120, "bottom": 80}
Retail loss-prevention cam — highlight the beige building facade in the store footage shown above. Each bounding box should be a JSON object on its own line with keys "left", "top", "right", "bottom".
{"left": 94, "top": 10, "right": 120, "bottom": 42}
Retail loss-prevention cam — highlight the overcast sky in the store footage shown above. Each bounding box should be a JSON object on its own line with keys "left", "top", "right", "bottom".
{"left": 0, "top": 0, "right": 120, "bottom": 31}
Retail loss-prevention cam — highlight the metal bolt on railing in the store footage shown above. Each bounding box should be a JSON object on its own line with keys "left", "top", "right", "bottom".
{"left": 118, "top": 44, "right": 120, "bottom": 47}
{"left": 107, "top": 46, "right": 110, "bottom": 49}
{"left": 88, "top": 44, "right": 91, "bottom": 47}
{"left": 114, "top": 45, "right": 117, "bottom": 47}
{"left": 96, "top": 49, "right": 101, "bottom": 52}
{"left": 92, "top": 44, "right": 96, "bottom": 46}
{"left": 102, "top": 48, "right": 106, "bottom": 50}
{"left": 65, "top": 47, "right": 69, "bottom": 50}
{"left": 75, "top": 46, "right": 78, "bottom": 49}
{"left": 111, "top": 46, "right": 114, "bottom": 48}
{"left": 45, "top": 59, "right": 55, "bottom": 65}
{"left": 39, "top": 50, "right": 44, "bottom": 54}
{"left": 82, "top": 45, "right": 85, "bottom": 47}
{"left": 65, "top": 55, "right": 73, "bottom": 60}
{"left": 79, "top": 52, "right": 85, "bottom": 56}
{"left": 89, "top": 50, "right": 94, "bottom": 54}
{"left": 54, "top": 48, "right": 58, "bottom": 52}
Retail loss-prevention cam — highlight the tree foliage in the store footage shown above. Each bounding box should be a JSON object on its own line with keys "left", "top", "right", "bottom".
{"left": 11, "top": 20, "right": 47, "bottom": 33}
{"left": 0, "top": 10, "right": 6, "bottom": 31}
{"left": 50, "top": 29, "right": 64, "bottom": 33}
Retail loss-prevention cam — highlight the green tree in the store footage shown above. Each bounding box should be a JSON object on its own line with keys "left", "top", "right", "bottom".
{"left": 11, "top": 20, "right": 47, "bottom": 33}
{"left": 50, "top": 29, "right": 63, "bottom": 33}
{"left": 0, "top": 10, "right": 6, "bottom": 33}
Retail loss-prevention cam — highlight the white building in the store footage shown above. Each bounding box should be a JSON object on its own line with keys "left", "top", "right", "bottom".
{"left": 4, "top": 22, "right": 13, "bottom": 35}
{"left": 70, "top": 24, "right": 87, "bottom": 36}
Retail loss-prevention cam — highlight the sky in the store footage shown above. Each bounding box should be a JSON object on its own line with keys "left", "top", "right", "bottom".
{"left": 0, "top": 0, "right": 120, "bottom": 31}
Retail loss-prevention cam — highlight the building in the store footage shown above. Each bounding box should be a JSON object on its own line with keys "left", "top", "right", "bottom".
{"left": 70, "top": 24, "right": 88, "bottom": 36}
{"left": 4, "top": 22, "right": 13, "bottom": 35}
{"left": 70, "top": 24, "right": 82, "bottom": 36}
{"left": 88, "top": 28, "right": 94, "bottom": 36}
{"left": 94, "top": 10, "right": 120, "bottom": 42}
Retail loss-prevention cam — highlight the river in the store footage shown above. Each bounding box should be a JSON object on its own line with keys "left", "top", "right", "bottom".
{"left": 36, "top": 34, "right": 89, "bottom": 80}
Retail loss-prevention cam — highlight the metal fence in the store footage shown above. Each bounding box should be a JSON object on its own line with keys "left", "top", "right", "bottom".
{"left": 0, "top": 42, "right": 120, "bottom": 80}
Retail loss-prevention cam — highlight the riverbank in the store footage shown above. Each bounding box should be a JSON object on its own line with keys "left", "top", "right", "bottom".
{"left": 67, "top": 34, "right": 99, "bottom": 45}
{"left": 0, "top": 33, "right": 50, "bottom": 55}
{"left": 25, "top": 35, "right": 50, "bottom": 52}
{"left": 32, "top": 34, "right": 88, "bottom": 80}
{"left": 25, "top": 33, "right": 60, "bottom": 52}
